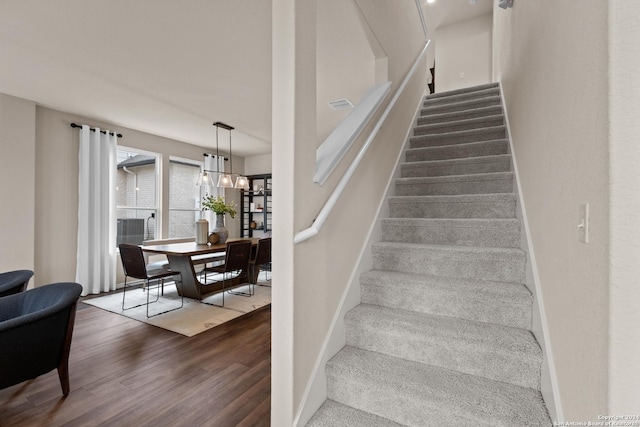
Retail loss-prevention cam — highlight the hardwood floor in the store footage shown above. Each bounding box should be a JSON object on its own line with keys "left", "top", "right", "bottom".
{"left": 0, "top": 300, "right": 271, "bottom": 427}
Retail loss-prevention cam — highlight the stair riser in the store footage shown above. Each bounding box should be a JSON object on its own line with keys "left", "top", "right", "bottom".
{"left": 381, "top": 222, "right": 520, "bottom": 247}
{"left": 425, "top": 82, "right": 499, "bottom": 100}
{"left": 424, "top": 89, "right": 500, "bottom": 107}
{"left": 401, "top": 156, "right": 511, "bottom": 177}
{"left": 411, "top": 127, "right": 507, "bottom": 149}
{"left": 361, "top": 281, "right": 533, "bottom": 329}
{"left": 345, "top": 314, "right": 541, "bottom": 389}
{"left": 421, "top": 97, "right": 501, "bottom": 115}
{"left": 372, "top": 248, "right": 526, "bottom": 283}
{"left": 417, "top": 106, "right": 503, "bottom": 126}
{"left": 406, "top": 140, "right": 508, "bottom": 162}
{"left": 389, "top": 199, "right": 517, "bottom": 219}
{"left": 395, "top": 177, "right": 513, "bottom": 196}
{"left": 414, "top": 117, "right": 504, "bottom": 136}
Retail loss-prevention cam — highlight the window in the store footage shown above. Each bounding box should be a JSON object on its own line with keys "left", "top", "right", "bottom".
{"left": 168, "top": 157, "right": 203, "bottom": 238}
{"left": 116, "top": 148, "right": 159, "bottom": 245}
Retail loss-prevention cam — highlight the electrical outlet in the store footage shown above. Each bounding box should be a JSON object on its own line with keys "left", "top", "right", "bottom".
{"left": 459, "top": 72, "right": 465, "bottom": 79}
{"left": 578, "top": 203, "right": 589, "bottom": 244}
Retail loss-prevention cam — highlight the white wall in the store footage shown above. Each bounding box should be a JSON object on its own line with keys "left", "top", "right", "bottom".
{"left": 245, "top": 153, "right": 272, "bottom": 175}
{"left": 0, "top": 93, "right": 36, "bottom": 275}
{"left": 316, "top": 0, "right": 376, "bottom": 143}
{"left": 435, "top": 13, "right": 492, "bottom": 93}
{"left": 609, "top": 0, "right": 640, "bottom": 413}
{"left": 493, "top": 1, "right": 609, "bottom": 420}
{"left": 270, "top": 0, "right": 427, "bottom": 424}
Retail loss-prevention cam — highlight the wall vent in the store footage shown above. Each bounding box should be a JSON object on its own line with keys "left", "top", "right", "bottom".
{"left": 328, "top": 99, "right": 354, "bottom": 111}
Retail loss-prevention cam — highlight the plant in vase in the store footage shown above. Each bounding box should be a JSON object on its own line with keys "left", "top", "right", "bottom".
{"left": 201, "top": 195, "right": 237, "bottom": 244}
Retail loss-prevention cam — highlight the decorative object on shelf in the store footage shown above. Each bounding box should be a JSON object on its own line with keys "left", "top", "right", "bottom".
{"left": 195, "top": 218, "right": 209, "bottom": 245}
{"left": 195, "top": 122, "right": 250, "bottom": 190}
{"left": 250, "top": 221, "right": 257, "bottom": 229}
{"left": 208, "top": 232, "right": 220, "bottom": 245}
{"left": 202, "top": 195, "right": 236, "bottom": 244}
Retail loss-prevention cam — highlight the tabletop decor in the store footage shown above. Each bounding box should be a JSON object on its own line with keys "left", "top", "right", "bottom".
{"left": 202, "top": 195, "right": 236, "bottom": 243}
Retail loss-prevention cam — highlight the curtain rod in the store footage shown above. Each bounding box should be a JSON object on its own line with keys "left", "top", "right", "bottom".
{"left": 70, "top": 123, "right": 123, "bottom": 138}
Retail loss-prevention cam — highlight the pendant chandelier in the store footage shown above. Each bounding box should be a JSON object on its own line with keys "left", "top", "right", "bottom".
{"left": 196, "top": 121, "right": 249, "bottom": 190}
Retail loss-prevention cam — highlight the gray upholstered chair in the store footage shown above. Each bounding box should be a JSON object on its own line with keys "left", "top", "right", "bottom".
{"left": 0, "top": 282, "right": 82, "bottom": 396}
{"left": 0, "top": 269, "right": 34, "bottom": 298}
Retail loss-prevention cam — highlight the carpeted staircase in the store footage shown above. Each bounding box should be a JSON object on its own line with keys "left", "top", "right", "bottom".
{"left": 307, "top": 83, "right": 552, "bottom": 426}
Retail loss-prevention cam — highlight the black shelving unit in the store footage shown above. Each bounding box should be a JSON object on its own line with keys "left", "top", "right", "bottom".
{"left": 240, "top": 174, "right": 272, "bottom": 238}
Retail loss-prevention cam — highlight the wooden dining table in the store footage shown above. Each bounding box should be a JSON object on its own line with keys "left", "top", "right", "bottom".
{"left": 141, "top": 238, "right": 259, "bottom": 300}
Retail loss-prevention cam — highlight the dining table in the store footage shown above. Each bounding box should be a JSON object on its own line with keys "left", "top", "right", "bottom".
{"left": 141, "top": 238, "right": 259, "bottom": 300}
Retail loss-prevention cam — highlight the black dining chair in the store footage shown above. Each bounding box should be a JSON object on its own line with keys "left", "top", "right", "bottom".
{"left": 0, "top": 282, "right": 82, "bottom": 396}
{"left": 119, "top": 244, "right": 183, "bottom": 318}
{"left": 249, "top": 237, "right": 271, "bottom": 286}
{"left": 200, "top": 240, "right": 253, "bottom": 306}
{"left": 0, "top": 269, "right": 34, "bottom": 298}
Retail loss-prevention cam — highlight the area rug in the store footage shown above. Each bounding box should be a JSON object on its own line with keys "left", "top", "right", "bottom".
{"left": 82, "top": 280, "right": 271, "bottom": 337}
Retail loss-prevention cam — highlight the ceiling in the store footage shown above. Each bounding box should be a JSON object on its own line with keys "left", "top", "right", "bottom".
{"left": 0, "top": 0, "right": 492, "bottom": 158}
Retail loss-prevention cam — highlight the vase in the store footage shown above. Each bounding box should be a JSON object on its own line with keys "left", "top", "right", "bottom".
{"left": 212, "top": 214, "right": 228, "bottom": 244}
{"left": 195, "top": 218, "right": 209, "bottom": 245}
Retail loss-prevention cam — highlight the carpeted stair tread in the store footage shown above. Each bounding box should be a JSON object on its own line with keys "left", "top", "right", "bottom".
{"left": 381, "top": 217, "right": 521, "bottom": 247}
{"left": 372, "top": 242, "right": 526, "bottom": 283}
{"left": 395, "top": 172, "right": 514, "bottom": 196}
{"left": 410, "top": 125, "right": 507, "bottom": 149}
{"left": 345, "top": 304, "right": 541, "bottom": 389}
{"left": 401, "top": 154, "right": 511, "bottom": 178}
{"left": 423, "top": 87, "right": 500, "bottom": 107}
{"left": 417, "top": 105, "right": 503, "bottom": 126}
{"left": 360, "top": 270, "right": 532, "bottom": 329}
{"left": 326, "top": 346, "right": 551, "bottom": 427}
{"left": 307, "top": 400, "right": 404, "bottom": 427}
{"left": 388, "top": 193, "right": 517, "bottom": 219}
{"left": 420, "top": 95, "right": 501, "bottom": 116}
{"left": 405, "top": 139, "right": 508, "bottom": 162}
{"left": 413, "top": 114, "right": 504, "bottom": 136}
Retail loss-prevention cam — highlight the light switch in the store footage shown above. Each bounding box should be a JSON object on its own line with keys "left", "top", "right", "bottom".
{"left": 578, "top": 203, "right": 590, "bottom": 244}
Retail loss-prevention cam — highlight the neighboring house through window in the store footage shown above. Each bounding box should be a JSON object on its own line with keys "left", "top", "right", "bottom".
{"left": 116, "top": 148, "right": 159, "bottom": 245}
{"left": 168, "top": 156, "right": 203, "bottom": 239}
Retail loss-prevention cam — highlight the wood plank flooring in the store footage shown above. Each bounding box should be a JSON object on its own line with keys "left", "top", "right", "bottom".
{"left": 0, "top": 300, "right": 271, "bottom": 427}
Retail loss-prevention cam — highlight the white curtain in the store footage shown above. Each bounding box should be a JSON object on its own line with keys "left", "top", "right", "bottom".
{"left": 76, "top": 125, "right": 117, "bottom": 296}
{"left": 201, "top": 154, "right": 225, "bottom": 226}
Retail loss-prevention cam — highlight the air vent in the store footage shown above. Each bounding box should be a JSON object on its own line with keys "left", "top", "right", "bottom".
{"left": 328, "top": 99, "right": 354, "bottom": 111}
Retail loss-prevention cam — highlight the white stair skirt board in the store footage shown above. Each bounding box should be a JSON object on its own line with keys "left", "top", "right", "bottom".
{"left": 305, "top": 82, "right": 556, "bottom": 426}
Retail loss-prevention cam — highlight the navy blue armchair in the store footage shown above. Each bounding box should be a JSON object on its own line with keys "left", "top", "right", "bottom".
{"left": 0, "top": 270, "right": 34, "bottom": 297}
{"left": 0, "top": 282, "right": 82, "bottom": 396}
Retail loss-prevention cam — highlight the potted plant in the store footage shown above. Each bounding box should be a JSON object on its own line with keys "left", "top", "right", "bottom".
{"left": 202, "top": 195, "right": 236, "bottom": 243}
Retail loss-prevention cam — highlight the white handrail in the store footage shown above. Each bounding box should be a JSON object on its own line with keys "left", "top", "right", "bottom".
{"left": 294, "top": 38, "right": 431, "bottom": 244}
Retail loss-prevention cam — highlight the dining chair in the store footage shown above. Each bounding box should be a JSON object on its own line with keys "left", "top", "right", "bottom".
{"left": 200, "top": 240, "right": 253, "bottom": 306}
{"left": 119, "top": 244, "right": 183, "bottom": 318}
{"left": 249, "top": 237, "right": 271, "bottom": 286}
{"left": 0, "top": 269, "right": 34, "bottom": 298}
